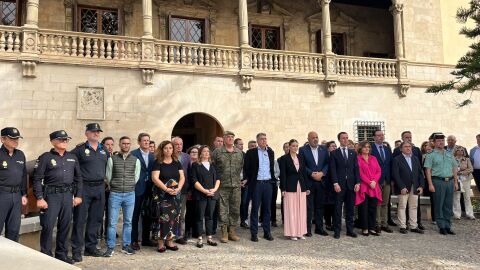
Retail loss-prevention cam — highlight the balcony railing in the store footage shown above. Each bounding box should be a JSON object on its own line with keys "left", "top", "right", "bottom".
{"left": 0, "top": 26, "right": 400, "bottom": 83}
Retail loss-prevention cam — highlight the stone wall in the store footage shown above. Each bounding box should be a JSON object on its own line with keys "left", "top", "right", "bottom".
{"left": 1, "top": 61, "right": 478, "bottom": 160}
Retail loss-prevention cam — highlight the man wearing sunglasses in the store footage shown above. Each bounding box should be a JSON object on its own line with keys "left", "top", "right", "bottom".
{"left": 33, "top": 130, "right": 83, "bottom": 264}
{"left": 0, "top": 127, "right": 28, "bottom": 242}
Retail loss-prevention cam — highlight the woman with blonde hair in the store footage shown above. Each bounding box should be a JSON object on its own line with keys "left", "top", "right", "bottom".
{"left": 453, "top": 146, "right": 475, "bottom": 220}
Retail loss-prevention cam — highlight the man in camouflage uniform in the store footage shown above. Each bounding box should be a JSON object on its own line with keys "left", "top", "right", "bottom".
{"left": 212, "top": 131, "right": 244, "bottom": 243}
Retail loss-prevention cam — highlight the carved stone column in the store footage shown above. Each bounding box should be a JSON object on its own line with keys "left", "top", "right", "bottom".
{"left": 238, "top": 0, "right": 253, "bottom": 91}
{"left": 390, "top": 1, "right": 409, "bottom": 97}
{"left": 318, "top": 0, "right": 337, "bottom": 95}
{"left": 320, "top": 0, "right": 332, "bottom": 54}
{"left": 21, "top": 0, "right": 40, "bottom": 78}
{"left": 142, "top": 0, "right": 153, "bottom": 38}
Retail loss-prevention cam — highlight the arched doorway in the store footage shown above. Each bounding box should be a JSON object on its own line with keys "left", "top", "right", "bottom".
{"left": 171, "top": 113, "right": 224, "bottom": 150}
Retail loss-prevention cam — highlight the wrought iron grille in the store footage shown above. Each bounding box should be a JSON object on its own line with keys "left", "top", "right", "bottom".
{"left": 0, "top": 0, "right": 16, "bottom": 26}
{"left": 354, "top": 121, "right": 385, "bottom": 143}
{"left": 80, "top": 7, "right": 118, "bottom": 35}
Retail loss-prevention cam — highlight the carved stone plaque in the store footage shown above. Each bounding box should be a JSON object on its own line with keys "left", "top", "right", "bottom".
{"left": 77, "top": 86, "right": 105, "bottom": 120}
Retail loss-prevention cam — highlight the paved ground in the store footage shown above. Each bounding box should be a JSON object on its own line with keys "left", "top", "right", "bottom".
{"left": 76, "top": 217, "right": 480, "bottom": 270}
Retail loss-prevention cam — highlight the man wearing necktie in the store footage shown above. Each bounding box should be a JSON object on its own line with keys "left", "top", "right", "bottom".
{"left": 370, "top": 130, "right": 393, "bottom": 233}
{"left": 329, "top": 132, "right": 360, "bottom": 239}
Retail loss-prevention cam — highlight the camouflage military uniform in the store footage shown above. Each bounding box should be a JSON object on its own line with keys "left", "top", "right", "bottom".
{"left": 212, "top": 146, "right": 243, "bottom": 227}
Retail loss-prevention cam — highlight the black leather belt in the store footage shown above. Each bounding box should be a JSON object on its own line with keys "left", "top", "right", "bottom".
{"left": 432, "top": 176, "right": 453, "bottom": 182}
{"left": 256, "top": 179, "right": 272, "bottom": 184}
{"left": 84, "top": 180, "right": 104, "bottom": 187}
{"left": 44, "top": 184, "right": 74, "bottom": 194}
{"left": 0, "top": 185, "right": 21, "bottom": 193}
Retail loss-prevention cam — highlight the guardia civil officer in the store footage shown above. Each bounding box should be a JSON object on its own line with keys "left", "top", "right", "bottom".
{"left": 33, "top": 130, "right": 83, "bottom": 264}
{"left": 0, "top": 127, "right": 27, "bottom": 242}
{"left": 71, "top": 123, "right": 109, "bottom": 261}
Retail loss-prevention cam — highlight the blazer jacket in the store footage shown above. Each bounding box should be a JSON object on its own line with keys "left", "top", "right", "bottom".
{"left": 329, "top": 147, "right": 360, "bottom": 191}
{"left": 298, "top": 144, "right": 329, "bottom": 189}
{"left": 244, "top": 147, "right": 275, "bottom": 189}
{"left": 391, "top": 154, "right": 425, "bottom": 194}
{"left": 131, "top": 148, "right": 155, "bottom": 196}
{"left": 190, "top": 162, "right": 220, "bottom": 200}
{"left": 279, "top": 154, "right": 307, "bottom": 193}
{"left": 370, "top": 143, "right": 392, "bottom": 185}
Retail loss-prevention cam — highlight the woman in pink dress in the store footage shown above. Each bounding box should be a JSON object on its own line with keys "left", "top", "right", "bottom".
{"left": 279, "top": 139, "right": 308, "bottom": 240}
{"left": 355, "top": 141, "right": 383, "bottom": 236}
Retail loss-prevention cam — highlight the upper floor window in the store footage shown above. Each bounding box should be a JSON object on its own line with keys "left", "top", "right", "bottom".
{"left": 169, "top": 16, "right": 206, "bottom": 43}
{"left": 0, "top": 0, "right": 21, "bottom": 26}
{"left": 78, "top": 6, "right": 119, "bottom": 35}
{"left": 316, "top": 31, "right": 346, "bottom": 55}
{"left": 354, "top": 121, "right": 385, "bottom": 143}
{"left": 251, "top": 25, "right": 280, "bottom": 50}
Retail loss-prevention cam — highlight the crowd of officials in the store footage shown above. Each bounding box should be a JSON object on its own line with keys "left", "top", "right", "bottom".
{"left": 0, "top": 124, "right": 478, "bottom": 264}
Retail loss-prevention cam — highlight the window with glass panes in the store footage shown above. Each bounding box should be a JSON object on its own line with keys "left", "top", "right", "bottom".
{"left": 354, "top": 121, "right": 385, "bottom": 143}
{"left": 0, "top": 0, "right": 21, "bottom": 26}
{"left": 169, "top": 16, "right": 205, "bottom": 43}
{"left": 316, "top": 30, "right": 346, "bottom": 55}
{"left": 77, "top": 6, "right": 119, "bottom": 35}
{"left": 251, "top": 25, "right": 280, "bottom": 50}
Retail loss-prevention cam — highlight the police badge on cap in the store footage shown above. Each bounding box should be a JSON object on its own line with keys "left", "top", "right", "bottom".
{"left": 1, "top": 127, "right": 23, "bottom": 139}
{"left": 86, "top": 123, "right": 103, "bottom": 132}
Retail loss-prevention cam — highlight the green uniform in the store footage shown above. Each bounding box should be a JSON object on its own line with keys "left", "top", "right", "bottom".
{"left": 212, "top": 146, "right": 243, "bottom": 226}
{"left": 424, "top": 149, "right": 457, "bottom": 230}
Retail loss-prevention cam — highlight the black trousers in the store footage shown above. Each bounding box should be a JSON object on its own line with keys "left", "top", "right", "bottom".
{"left": 212, "top": 200, "right": 219, "bottom": 234}
{"left": 131, "top": 194, "right": 152, "bottom": 243}
{"left": 71, "top": 184, "right": 105, "bottom": 254}
{"left": 334, "top": 189, "right": 355, "bottom": 234}
{"left": 40, "top": 192, "right": 72, "bottom": 259}
{"left": 185, "top": 199, "right": 195, "bottom": 238}
{"left": 324, "top": 204, "right": 334, "bottom": 227}
{"left": 358, "top": 195, "right": 378, "bottom": 231}
{"left": 194, "top": 198, "right": 217, "bottom": 237}
{"left": 260, "top": 183, "right": 278, "bottom": 223}
{"left": 307, "top": 181, "right": 325, "bottom": 233}
{"left": 98, "top": 189, "right": 110, "bottom": 238}
{"left": 0, "top": 191, "right": 22, "bottom": 242}
{"left": 240, "top": 186, "right": 250, "bottom": 223}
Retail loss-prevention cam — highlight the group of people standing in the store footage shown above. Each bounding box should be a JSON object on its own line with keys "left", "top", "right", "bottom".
{"left": 0, "top": 124, "right": 478, "bottom": 265}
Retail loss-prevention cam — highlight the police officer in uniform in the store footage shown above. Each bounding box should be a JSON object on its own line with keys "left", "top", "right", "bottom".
{"left": 0, "top": 127, "right": 27, "bottom": 242}
{"left": 71, "top": 123, "right": 109, "bottom": 261}
{"left": 33, "top": 130, "right": 83, "bottom": 264}
{"left": 424, "top": 133, "right": 459, "bottom": 235}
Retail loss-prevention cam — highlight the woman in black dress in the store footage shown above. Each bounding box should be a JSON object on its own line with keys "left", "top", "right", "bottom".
{"left": 191, "top": 146, "right": 220, "bottom": 248}
{"left": 151, "top": 140, "right": 185, "bottom": 252}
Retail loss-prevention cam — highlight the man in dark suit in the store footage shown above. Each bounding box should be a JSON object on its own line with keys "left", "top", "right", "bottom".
{"left": 392, "top": 141, "right": 425, "bottom": 234}
{"left": 393, "top": 130, "right": 424, "bottom": 230}
{"left": 299, "top": 131, "right": 329, "bottom": 237}
{"left": 130, "top": 133, "right": 156, "bottom": 250}
{"left": 370, "top": 130, "right": 393, "bottom": 233}
{"left": 244, "top": 133, "right": 275, "bottom": 242}
{"left": 329, "top": 132, "right": 360, "bottom": 239}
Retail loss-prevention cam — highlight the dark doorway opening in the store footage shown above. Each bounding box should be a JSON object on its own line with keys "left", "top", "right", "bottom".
{"left": 171, "top": 113, "right": 224, "bottom": 150}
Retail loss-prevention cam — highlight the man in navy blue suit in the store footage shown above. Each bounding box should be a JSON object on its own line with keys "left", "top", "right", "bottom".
{"left": 299, "top": 131, "right": 329, "bottom": 237}
{"left": 370, "top": 130, "right": 393, "bottom": 233}
{"left": 329, "top": 132, "right": 360, "bottom": 239}
{"left": 130, "top": 133, "right": 156, "bottom": 250}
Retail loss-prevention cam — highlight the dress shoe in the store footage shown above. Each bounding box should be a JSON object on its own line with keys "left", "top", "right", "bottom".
{"left": 290, "top": 237, "right": 298, "bottom": 241}
{"left": 271, "top": 221, "right": 278, "bottom": 227}
{"left": 72, "top": 253, "right": 82, "bottom": 263}
{"left": 445, "top": 228, "right": 456, "bottom": 235}
{"left": 381, "top": 226, "right": 393, "bottom": 233}
{"left": 439, "top": 228, "right": 447, "bottom": 235}
{"left": 375, "top": 226, "right": 382, "bottom": 234}
{"left": 333, "top": 232, "right": 340, "bottom": 239}
{"left": 207, "top": 239, "right": 218, "bottom": 246}
{"left": 304, "top": 232, "right": 312, "bottom": 237}
{"left": 240, "top": 222, "right": 249, "bottom": 229}
{"left": 346, "top": 232, "right": 357, "bottom": 238}
{"left": 57, "top": 256, "right": 74, "bottom": 264}
{"left": 142, "top": 240, "right": 158, "bottom": 247}
{"left": 157, "top": 246, "right": 166, "bottom": 253}
{"left": 388, "top": 220, "right": 397, "bottom": 227}
{"left": 84, "top": 248, "right": 103, "bottom": 257}
{"left": 361, "top": 231, "right": 369, "bottom": 237}
{"left": 251, "top": 234, "right": 259, "bottom": 242}
{"left": 166, "top": 245, "right": 179, "bottom": 251}
{"left": 196, "top": 242, "right": 203, "bottom": 248}
{"left": 175, "top": 238, "right": 187, "bottom": 245}
{"left": 314, "top": 229, "right": 329, "bottom": 236}
{"left": 263, "top": 234, "right": 274, "bottom": 241}
{"left": 131, "top": 242, "right": 140, "bottom": 251}
{"left": 418, "top": 223, "right": 425, "bottom": 230}
{"left": 399, "top": 228, "right": 408, "bottom": 234}
{"left": 410, "top": 228, "right": 424, "bottom": 234}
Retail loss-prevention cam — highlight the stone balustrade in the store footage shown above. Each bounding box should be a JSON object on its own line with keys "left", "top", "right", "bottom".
{"left": 0, "top": 26, "right": 404, "bottom": 84}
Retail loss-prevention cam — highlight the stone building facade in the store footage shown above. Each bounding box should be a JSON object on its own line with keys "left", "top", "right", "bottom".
{"left": 0, "top": 0, "right": 477, "bottom": 159}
